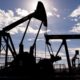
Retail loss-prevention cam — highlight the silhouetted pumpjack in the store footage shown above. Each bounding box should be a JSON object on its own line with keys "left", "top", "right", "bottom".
{"left": 45, "top": 34, "right": 80, "bottom": 72}
{"left": 0, "top": 1, "right": 48, "bottom": 78}
{"left": 0, "top": 1, "right": 47, "bottom": 68}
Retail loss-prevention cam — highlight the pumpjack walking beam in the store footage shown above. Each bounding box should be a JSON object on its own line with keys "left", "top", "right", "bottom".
{"left": 2, "top": 2, "right": 47, "bottom": 32}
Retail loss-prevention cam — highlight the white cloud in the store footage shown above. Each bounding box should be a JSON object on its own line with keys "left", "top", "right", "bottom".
{"left": 56, "top": 14, "right": 60, "bottom": 18}
{"left": 9, "top": 27, "right": 19, "bottom": 34}
{"left": 70, "top": 23, "right": 80, "bottom": 33}
{"left": 47, "top": 12, "right": 53, "bottom": 17}
{"left": 47, "top": 7, "right": 60, "bottom": 18}
{"left": 0, "top": 9, "right": 14, "bottom": 30}
{"left": 28, "top": 38, "right": 44, "bottom": 41}
{"left": 0, "top": 9, "right": 21, "bottom": 29}
{"left": 47, "top": 11, "right": 60, "bottom": 18}
{"left": 28, "top": 27, "right": 50, "bottom": 34}
{"left": 69, "top": 6, "right": 80, "bottom": 33}
{"left": 53, "top": 7, "right": 58, "bottom": 12}
{"left": 71, "top": 18, "right": 78, "bottom": 22}
{"left": 63, "top": 17, "right": 66, "bottom": 20}
{"left": 28, "top": 38, "right": 34, "bottom": 41}
{"left": 28, "top": 27, "right": 38, "bottom": 34}
{"left": 9, "top": 24, "right": 48, "bottom": 35}
{"left": 74, "top": 18, "right": 78, "bottom": 22}
{"left": 50, "top": 39, "right": 62, "bottom": 42}
{"left": 70, "top": 6, "right": 80, "bottom": 17}
{"left": 69, "top": 6, "right": 80, "bottom": 23}
{"left": 49, "top": 39, "right": 70, "bottom": 42}
{"left": 16, "top": 8, "right": 29, "bottom": 17}
{"left": 52, "top": 7, "right": 60, "bottom": 18}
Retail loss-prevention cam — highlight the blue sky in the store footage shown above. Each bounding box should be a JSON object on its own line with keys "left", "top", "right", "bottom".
{"left": 0, "top": 0, "right": 80, "bottom": 67}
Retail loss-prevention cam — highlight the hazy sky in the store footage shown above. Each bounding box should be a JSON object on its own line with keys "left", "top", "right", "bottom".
{"left": 0, "top": 0, "right": 80, "bottom": 66}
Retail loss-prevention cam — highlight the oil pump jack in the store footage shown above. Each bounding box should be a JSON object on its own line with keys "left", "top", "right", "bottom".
{"left": 0, "top": 1, "right": 47, "bottom": 70}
